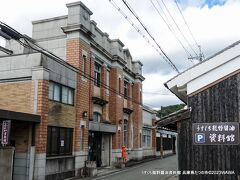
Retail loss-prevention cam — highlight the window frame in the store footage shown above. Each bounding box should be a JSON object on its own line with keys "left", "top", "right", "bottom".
{"left": 48, "top": 81, "right": 74, "bottom": 106}
{"left": 123, "top": 119, "right": 128, "bottom": 147}
{"left": 142, "top": 128, "right": 152, "bottom": 147}
{"left": 93, "top": 112, "right": 101, "bottom": 122}
{"left": 47, "top": 126, "right": 73, "bottom": 157}
{"left": 82, "top": 55, "right": 87, "bottom": 76}
{"left": 118, "top": 78, "right": 121, "bottom": 94}
{"left": 94, "top": 63, "right": 101, "bottom": 87}
{"left": 124, "top": 80, "right": 129, "bottom": 99}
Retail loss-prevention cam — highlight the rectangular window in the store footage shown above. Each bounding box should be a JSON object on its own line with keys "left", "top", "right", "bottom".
{"left": 123, "top": 120, "right": 128, "bottom": 147}
{"left": 49, "top": 81, "right": 61, "bottom": 102}
{"left": 124, "top": 80, "right": 129, "bottom": 99}
{"left": 142, "top": 129, "right": 152, "bottom": 147}
{"left": 118, "top": 78, "right": 121, "bottom": 94}
{"left": 93, "top": 112, "right": 101, "bottom": 122}
{"left": 106, "top": 70, "right": 110, "bottom": 95}
{"left": 49, "top": 82, "right": 74, "bottom": 105}
{"left": 94, "top": 63, "right": 101, "bottom": 87}
{"left": 62, "top": 86, "right": 68, "bottom": 103}
{"left": 49, "top": 82, "right": 54, "bottom": 99}
{"left": 47, "top": 126, "right": 73, "bottom": 156}
{"left": 61, "top": 86, "right": 74, "bottom": 105}
{"left": 83, "top": 55, "right": 87, "bottom": 75}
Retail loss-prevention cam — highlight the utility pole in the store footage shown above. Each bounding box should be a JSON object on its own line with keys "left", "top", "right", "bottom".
{"left": 188, "top": 45, "right": 205, "bottom": 62}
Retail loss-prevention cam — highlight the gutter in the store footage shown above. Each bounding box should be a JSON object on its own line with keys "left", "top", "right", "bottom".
{"left": 164, "top": 83, "right": 187, "bottom": 104}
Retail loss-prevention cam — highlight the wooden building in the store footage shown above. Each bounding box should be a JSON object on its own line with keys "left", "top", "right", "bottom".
{"left": 160, "top": 41, "right": 240, "bottom": 180}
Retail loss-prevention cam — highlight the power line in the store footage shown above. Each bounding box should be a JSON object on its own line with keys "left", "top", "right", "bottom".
{"left": 143, "top": 91, "right": 175, "bottom": 96}
{"left": 109, "top": 1, "right": 158, "bottom": 52}
{"left": 149, "top": 0, "right": 194, "bottom": 64}
{"left": 174, "top": 0, "right": 205, "bottom": 61}
{"left": 174, "top": 0, "right": 199, "bottom": 48}
{"left": 109, "top": 0, "right": 179, "bottom": 73}
{"left": 159, "top": 0, "right": 198, "bottom": 57}
{"left": 118, "top": 0, "right": 179, "bottom": 73}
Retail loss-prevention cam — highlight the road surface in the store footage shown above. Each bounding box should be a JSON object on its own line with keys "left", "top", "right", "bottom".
{"left": 91, "top": 155, "right": 178, "bottom": 180}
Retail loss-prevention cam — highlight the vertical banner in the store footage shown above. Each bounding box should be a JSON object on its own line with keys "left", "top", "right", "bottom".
{"left": 1, "top": 120, "right": 11, "bottom": 146}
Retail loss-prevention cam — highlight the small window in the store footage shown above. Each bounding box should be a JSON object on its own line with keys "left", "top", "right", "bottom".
{"left": 49, "top": 82, "right": 54, "bottom": 99}
{"left": 118, "top": 78, "right": 121, "bottom": 94}
{"left": 83, "top": 55, "right": 87, "bottom": 75}
{"left": 62, "top": 86, "right": 74, "bottom": 105}
{"left": 62, "top": 86, "right": 68, "bottom": 103}
{"left": 123, "top": 119, "right": 128, "bottom": 147}
{"left": 49, "top": 82, "right": 74, "bottom": 105}
{"left": 94, "top": 63, "right": 101, "bottom": 87}
{"left": 47, "top": 126, "right": 73, "bottom": 156}
{"left": 124, "top": 81, "right": 129, "bottom": 99}
{"left": 49, "top": 82, "right": 61, "bottom": 102}
{"left": 93, "top": 112, "right": 101, "bottom": 122}
{"left": 142, "top": 129, "right": 152, "bottom": 147}
{"left": 106, "top": 70, "right": 110, "bottom": 95}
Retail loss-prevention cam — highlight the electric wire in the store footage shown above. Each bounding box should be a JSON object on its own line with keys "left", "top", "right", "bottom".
{"left": 149, "top": 0, "right": 194, "bottom": 64}
{"left": 174, "top": 0, "right": 199, "bottom": 48}
{"left": 109, "top": 0, "right": 179, "bottom": 73}
{"left": 118, "top": 0, "right": 179, "bottom": 73}
{"left": 143, "top": 91, "right": 175, "bottom": 96}
{"left": 109, "top": 0, "right": 159, "bottom": 52}
{"left": 159, "top": 0, "right": 198, "bottom": 57}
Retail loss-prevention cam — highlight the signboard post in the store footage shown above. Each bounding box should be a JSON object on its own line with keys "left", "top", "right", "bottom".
{"left": 1, "top": 120, "right": 11, "bottom": 146}
{"left": 193, "top": 122, "right": 239, "bottom": 145}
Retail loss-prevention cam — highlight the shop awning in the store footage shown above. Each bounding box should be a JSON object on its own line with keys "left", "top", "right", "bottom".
{"left": 0, "top": 109, "right": 41, "bottom": 123}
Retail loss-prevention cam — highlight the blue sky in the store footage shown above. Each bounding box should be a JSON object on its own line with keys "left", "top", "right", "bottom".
{"left": 177, "top": 0, "right": 227, "bottom": 8}
{"left": 204, "top": 0, "right": 226, "bottom": 8}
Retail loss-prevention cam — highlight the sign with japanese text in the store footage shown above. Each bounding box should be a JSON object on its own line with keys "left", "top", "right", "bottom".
{"left": 1, "top": 120, "right": 11, "bottom": 146}
{"left": 193, "top": 122, "right": 239, "bottom": 145}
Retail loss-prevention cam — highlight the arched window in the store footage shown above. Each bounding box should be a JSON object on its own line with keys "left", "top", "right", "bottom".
{"left": 93, "top": 112, "right": 101, "bottom": 122}
{"left": 123, "top": 119, "right": 128, "bottom": 147}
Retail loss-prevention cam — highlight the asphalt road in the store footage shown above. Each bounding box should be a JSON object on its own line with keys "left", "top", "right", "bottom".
{"left": 91, "top": 155, "right": 178, "bottom": 180}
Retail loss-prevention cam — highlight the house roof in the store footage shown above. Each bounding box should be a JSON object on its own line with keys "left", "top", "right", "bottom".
{"left": 156, "top": 108, "right": 190, "bottom": 127}
{"left": 165, "top": 40, "right": 240, "bottom": 103}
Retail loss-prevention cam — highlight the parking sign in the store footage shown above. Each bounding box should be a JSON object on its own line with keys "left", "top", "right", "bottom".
{"left": 193, "top": 122, "right": 239, "bottom": 145}
{"left": 195, "top": 133, "right": 205, "bottom": 143}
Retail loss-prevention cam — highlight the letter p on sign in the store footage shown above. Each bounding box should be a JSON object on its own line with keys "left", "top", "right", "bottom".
{"left": 195, "top": 133, "right": 205, "bottom": 143}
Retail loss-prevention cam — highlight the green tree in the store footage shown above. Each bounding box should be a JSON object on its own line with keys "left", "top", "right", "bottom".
{"left": 157, "top": 104, "right": 185, "bottom": 118}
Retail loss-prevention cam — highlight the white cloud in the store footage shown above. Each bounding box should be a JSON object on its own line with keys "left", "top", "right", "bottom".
{"left": 0, "top": 0, "right": 240, "bottom": 107}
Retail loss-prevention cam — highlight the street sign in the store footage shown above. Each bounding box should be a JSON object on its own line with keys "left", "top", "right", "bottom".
{"left": 193, "top": 122, "right": 239, "bottom": 145}
{"left": 1, "top": 120, "right": 11, "bottom": 146}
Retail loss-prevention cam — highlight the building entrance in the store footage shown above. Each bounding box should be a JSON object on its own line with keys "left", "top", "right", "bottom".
{"left": 88, "top": 131, "right": 102, "bottom": 167}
